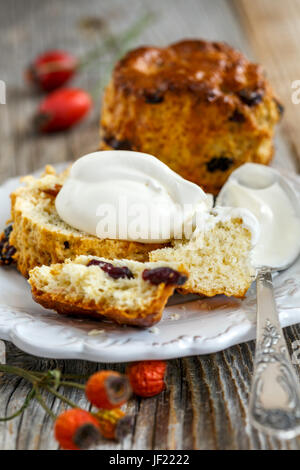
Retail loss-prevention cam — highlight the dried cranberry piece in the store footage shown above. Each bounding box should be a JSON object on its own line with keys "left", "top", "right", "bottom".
{"left": 43, "top": 184, "right": 62, "bottom": 198}
{"left": 0, "top": 224, "right": 16, "bottom": 266}
{"left": 4, "top": 246, "right": 16, "bottom": 260}
{"left": 87, "top": 259, "right": 134, "bottom": 280}
{"left": 87, "top": 259, "right": 104, "bottom": 267}
{"left": 0, "top": 244, "right": 16, "bottom": 265}
{"left": 142, "top": 267, "right": 187, "bottom": 286}
{"left": 107, "top": 266, "right": 134, "bottom": 280}
{"left": 205, "top": 90, "right": 219, "bottom": 103}
{"left": 206, "top": 156, "right": 234, "bottom": 173}
{"left": 144, "top": 91, "right": 164, "bottom": 104}
{"left": 103, "top": 135, "right": 132, "bottom": 151}
{"left": 274, "top": 98, "right": 284, "bottom": 117}
{"left": 229, "top": 110, "right": 245, "bottom": 123}
{"left": 237, "top": 89, "right": 263, "bottom": 107}
{"left": 4, "top": 224, "right": 13, "bottom": 239}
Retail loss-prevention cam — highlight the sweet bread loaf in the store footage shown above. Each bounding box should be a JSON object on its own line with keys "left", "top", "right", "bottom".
{"left": 100, "top": 39, "right": 282, "bottom": 194}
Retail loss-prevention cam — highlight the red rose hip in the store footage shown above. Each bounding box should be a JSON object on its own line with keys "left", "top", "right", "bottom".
{"left": 26, "top": 50, "right": 78, "bottom": 91}
{"left": 126, "top": 361, "right": 167, "bottom": 397}
{"left": 54, "top": 408, "right": 101, "bottom": 450}
{"left": 35, "top": 88, "right": 92, "bottom": 132}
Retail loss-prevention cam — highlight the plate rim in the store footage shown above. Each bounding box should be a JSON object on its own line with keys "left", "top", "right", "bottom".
{"left": 0, "top": 165, "right": 300, "bottom": 362}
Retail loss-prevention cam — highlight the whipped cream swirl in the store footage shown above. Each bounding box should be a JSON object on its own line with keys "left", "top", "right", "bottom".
{"left": 56, "top": 151, "right": 212, "bottom": 243}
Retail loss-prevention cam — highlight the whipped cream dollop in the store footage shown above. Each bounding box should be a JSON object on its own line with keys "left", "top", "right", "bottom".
{"left": 56, "top": 151, "right": 212, "bottom": 243}
{"left": 217, "top": 163, "right": 300, "bottom": 269}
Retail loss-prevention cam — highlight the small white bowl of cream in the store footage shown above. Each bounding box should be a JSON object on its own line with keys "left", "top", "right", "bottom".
{"left": 216, "top": 163, "right": 300, "bottom": 270}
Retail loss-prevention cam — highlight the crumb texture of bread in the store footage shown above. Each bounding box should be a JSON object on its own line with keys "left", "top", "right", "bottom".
{"left": 29, "top": 256, "right": 186, "bottom": 326}
{"left": 9, "top": 167, "right": 166, "bottom": 277}
{"left": 100, "top": 39, "right": 282, "bottom": 194}
{"left": 150, "top": 216, "right": 254, "bottom": 298}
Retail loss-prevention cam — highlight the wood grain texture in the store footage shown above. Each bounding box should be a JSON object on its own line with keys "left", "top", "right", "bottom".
{"left": 0, "top": 0, "right": 300, "bottom": 450}
{"left": 1, "top": 341, "right": 300, "bottom": 450}
{"left": 235, "top": 0, "right": 300, "bottom": 168}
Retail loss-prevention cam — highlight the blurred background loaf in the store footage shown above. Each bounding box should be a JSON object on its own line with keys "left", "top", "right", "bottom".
{"left": 100, "top": 39, "right": 282, "bottom": 194}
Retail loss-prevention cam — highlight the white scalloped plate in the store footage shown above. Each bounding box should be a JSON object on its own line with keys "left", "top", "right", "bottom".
{"left": 0, "top": 165, "right": 300, "bottom": 363}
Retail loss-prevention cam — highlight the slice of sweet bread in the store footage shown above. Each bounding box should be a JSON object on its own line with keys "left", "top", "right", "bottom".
{"left": 28, "top": 256, "right": 188, "bottom": 327}
{"left": 7, "top": 166, "right": 166, "bottom": 277}
{"left": 150, "top": 208, "right": 257, "bottom": 298}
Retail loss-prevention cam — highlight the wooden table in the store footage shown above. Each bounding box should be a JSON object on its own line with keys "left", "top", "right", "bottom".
{"left": 1, "top": 0, "right": 300, "bottom": 450}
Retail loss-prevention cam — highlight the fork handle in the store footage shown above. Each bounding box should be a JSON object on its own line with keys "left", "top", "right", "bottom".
{"left": 249, "top": 268, "right": 300, "bottom": 439}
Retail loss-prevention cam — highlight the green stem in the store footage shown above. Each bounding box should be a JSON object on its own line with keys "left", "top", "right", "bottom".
{"left": 30, "top": 371, "right": 88, "bottom": 380}
{"left": 0, "top": 388, "right": 35, "bottom": 422}
{"left": 0, "top": 365, "right": 89, "bottom": 421}
{"left": 59, "top": 381, "right": 86, "bottom": 390}
{"left": 44, "top": 386, "right": 79, "bottom": 409}
{"left": 117, "top": 12, "right": 155, "bottom": 53}
{"left": 84, "top": 12, "right": 156, "bottom": 101}
{"left": 0, "top": 364, "right": 40, "bottom": 383}
{"left": 79, "top": 12, "right": 155, "bottom": 71}
{"left": 78, "top": 35, "right": 120, "bottom": 70}
{"left": 33, "top": 385, "right": 56, "bottom": 420}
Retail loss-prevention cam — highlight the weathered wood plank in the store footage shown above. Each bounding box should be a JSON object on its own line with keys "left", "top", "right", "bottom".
{"left": 1, "top": 338, "right": 300, "bottom": 450}
{"left": 0, "top": 0, "right": 300, "bottom": 450}
{"left": 234, "top": 0, "right": 300, "bottom": 169}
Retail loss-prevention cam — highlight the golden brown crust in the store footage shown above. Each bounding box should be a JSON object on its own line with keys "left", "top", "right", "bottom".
{"left": 31, "top": 283, "right": 175, "bottom": 327}
{"left": 100, "top": 39, "right": 282, "bottom": 194}
{"left": 11, "top": 210, "right": 165, "bottom": 278}
{"left": 176, "top": 284, "right": 247, "bottom": 299}
{"left": 113, "top": 40, "right": 265, "bottom": 98}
